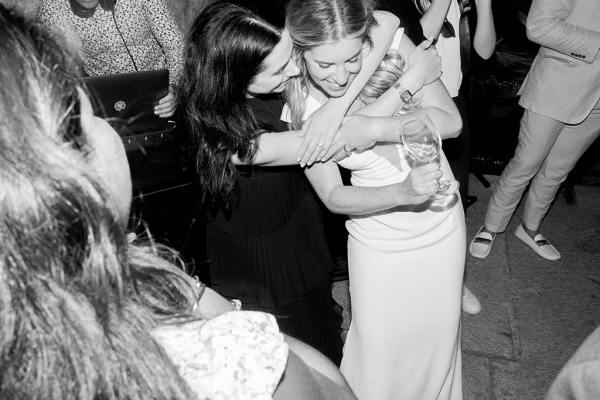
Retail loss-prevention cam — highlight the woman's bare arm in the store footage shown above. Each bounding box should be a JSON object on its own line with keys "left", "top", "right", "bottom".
{"left": 304, "top": 161, "right": 440, "bottom": 214}
{"left": 352, "top": 34, "right": 461, "bottom": 139}
{"left": 297, "top": 11, "right": 400, "bottom": 165}
{"left": 231, "top": 131, "right": 304, "bottom": 166}
{"left": 473, "top": 0, "right": 496, "bottom": 59}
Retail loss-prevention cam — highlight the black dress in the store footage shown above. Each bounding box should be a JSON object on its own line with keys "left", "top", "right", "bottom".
{"left": 207, "top": 94, "right": 343, "bottom": 364}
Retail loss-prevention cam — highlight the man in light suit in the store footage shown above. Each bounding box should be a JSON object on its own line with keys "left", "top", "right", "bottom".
{"left": 469, "top": 0, "right": 600, "bottom": 260}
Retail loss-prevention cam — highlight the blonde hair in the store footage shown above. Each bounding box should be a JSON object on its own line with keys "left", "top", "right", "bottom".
{"left": 285, "top": 0, "right": 377, "bottom": 129}
{"left": 359, "top": 50, "right": 421, "bottom": 111}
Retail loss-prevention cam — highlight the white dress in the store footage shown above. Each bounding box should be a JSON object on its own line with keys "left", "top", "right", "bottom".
{"left": 282, "top": 34, "right": 465, "bottom": 395}
{"left": 337, "top": 147, "right": 465, "bottom": 400}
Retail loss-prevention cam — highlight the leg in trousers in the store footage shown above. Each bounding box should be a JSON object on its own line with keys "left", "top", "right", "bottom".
{"left": 523, "top": 101, "right": 600, "bottom": 231}
{"left": 484, "top": 109, "right": 564, "bottom": 233}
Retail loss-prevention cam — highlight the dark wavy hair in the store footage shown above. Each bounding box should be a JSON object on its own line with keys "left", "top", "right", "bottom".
{"left": 179, "top": 2, "right": 282, "bottom": 209}
{"left": 0, "top": 6, "right": 198, "bottom": 399}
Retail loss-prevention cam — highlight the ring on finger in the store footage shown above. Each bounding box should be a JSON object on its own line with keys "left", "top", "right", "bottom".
{"left": 316, "top": 143, "right": 325, "bottom": 148}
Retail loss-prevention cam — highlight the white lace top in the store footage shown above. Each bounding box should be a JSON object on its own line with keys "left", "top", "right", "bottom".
{"left": 153, "top": 311, "right": 289, "bottom": 400}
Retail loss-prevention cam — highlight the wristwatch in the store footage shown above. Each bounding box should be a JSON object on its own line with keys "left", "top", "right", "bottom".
{"left": 393, "top": 80, "right": 413, "bottom": 104}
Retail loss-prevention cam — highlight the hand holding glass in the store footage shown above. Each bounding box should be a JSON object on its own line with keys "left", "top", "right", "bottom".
{"left": 400, "top": 117, "right": 459, "bottom": 201}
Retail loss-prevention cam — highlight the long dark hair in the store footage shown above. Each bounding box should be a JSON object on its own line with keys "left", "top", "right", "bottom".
{"left": 179, "top": 2, "right": 282, "bottom": 209}
{"left": 0, "top": 6, "right": 197, "bottom": 399}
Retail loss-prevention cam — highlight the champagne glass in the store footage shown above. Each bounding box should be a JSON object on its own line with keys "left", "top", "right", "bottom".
{"left": 400, "top": 116, "right": 459, "bottom": 208}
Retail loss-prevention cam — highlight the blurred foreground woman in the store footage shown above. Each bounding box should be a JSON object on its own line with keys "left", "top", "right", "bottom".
{"left": 0, "top": 6, "right": 355, "bottom": 399}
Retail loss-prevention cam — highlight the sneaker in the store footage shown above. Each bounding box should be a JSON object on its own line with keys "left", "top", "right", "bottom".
{"left": 469, "top": 226, "right": 496, "bottom": 259}
{"left": 514, "top": 224, "right": 561, "bottom": 261}
{"left": 462, "top": 286, "right": 482, "bottom": 315}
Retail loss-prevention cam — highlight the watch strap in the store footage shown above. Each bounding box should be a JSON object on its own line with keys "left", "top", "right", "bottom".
{"left": 393, "top": 81, "right": 413, "bottom": 103}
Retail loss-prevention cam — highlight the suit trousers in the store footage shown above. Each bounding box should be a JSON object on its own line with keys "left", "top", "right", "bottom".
{"left": 484, "top": 98, "right": 600, "bottom": 233}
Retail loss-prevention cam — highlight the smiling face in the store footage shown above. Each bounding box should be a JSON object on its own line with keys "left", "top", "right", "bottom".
{"left": 247, "top": 29, "right": 301, "bottom": 96}
{"left": 303, "top": 36, "right": 366, "bottom": 98}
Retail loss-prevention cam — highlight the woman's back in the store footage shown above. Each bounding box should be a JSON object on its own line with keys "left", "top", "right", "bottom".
{"left": 205, "top": 94, "right": 342, "bottom": 363}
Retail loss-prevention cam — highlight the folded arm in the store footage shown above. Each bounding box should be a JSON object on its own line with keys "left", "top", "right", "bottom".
{"left": 526, "top": 0, "right": 600, "bottom": 63}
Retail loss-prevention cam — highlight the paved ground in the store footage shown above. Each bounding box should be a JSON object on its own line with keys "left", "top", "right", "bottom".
{"left": 332, "top": 174, "right": 600, "bottom": 399}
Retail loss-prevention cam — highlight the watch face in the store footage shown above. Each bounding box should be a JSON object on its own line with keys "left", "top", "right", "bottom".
{"left": 400, "top": 90, "right": 413, "bottom": 103}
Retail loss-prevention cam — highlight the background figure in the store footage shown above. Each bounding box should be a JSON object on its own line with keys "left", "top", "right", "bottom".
{"left": 379, "top": 0, "right": 468, "bottom": 203}
{"left": 36, "top": 0, "right": 182, "bottom": 117}
{"left": 379, "top": 0, "right": 497, "bottom": 315}
{"left": 469, "top": 0, "right": 600, "bottom": 261}
{"left": 378, "top": 0, "right": 494, "bottom": 205}
{"left": 35, "top": 0, "right": 206, "bottom": 278}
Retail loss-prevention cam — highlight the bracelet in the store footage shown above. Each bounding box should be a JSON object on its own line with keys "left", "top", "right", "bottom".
{"left": 230, "top": 299, "right": 242, "bottom": 311}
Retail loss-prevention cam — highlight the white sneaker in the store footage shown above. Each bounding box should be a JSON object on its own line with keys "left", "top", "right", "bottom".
{"left": 462, "top": 286, "right": 482, "bottom": 315}
{"left": 514, "top": 224, "right": 561, "bottom": 261}
{"left": 469, "top": 226, "right": 496, "bottom": 259}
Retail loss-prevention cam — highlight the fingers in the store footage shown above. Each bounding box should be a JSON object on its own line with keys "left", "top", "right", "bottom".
{"left": 316, "top": 135, "right": 335, "bottom": 161}
{"left": 409, "top": 165, "right": 443, "bottom": 196}
{"left": 412, "top": 163, "right": 443, "bottom": 179}
{"left": 158, "top": 92, "right": 174, "bottom": 104}
{"left": 306, "top": 141, "right": 325, "bottom": 166}
{"left": 298, "top": 136, "right": 323, "bottom": 167}
{"left": 156, "top": 109, "right": 175, "bottom": 118}
{"left": 332, "top": 148, "right": 349, "bottom": 162}
{"left": 324, "top": 136, "right": 346, "bottom": 161}
{"left": 304, "top": 136, "right": 332, "bottom": 167}
{"left": 298, "top": 133, "right": 337, "bottom": 166}
{"left": 154, "top": 105, "right": 176, "bottom": 118}
{"left": 297, "top": 135, "right": 312, "bottom": 166}
{"left": 154, "top": 96, "right": 177, "bottom": 118}
{"left": 324, "top": 135, "right": 344, "bottom": 161}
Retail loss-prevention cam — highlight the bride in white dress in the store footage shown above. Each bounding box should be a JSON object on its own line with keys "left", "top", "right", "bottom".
{"left": 283, "top": 0, "right": 466, "bottom": 398}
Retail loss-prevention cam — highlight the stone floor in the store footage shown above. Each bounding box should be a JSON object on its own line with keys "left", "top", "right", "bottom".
{"left": 332, "top": 174, "right": 600, "bottom": 399}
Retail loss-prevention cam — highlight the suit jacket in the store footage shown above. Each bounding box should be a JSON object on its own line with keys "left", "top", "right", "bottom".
{"left": 546, "top": 326, "right": 600, "bottom": 400}
{"left": 518, "top": 0, "right": 600, "bottom": 124}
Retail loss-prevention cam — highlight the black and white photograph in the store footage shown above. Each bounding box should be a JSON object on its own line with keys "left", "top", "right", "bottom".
{"left": 0, "top": 0, "right": 599, "bottom": 398}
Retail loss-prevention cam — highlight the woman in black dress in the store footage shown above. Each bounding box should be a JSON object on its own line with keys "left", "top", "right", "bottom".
{"left": 179, "top": 2, "right": 411, "bottom": 363}
{"left": 179, "top": 2, "right": 343, "bottom": 362}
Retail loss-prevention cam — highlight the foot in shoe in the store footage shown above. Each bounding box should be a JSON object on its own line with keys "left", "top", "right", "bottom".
{"left": 469, "top": 226, "right": 496, "bottom": 259}
{"left": 462, "top": 286, "right": 482, "bottom": 315}
{"left": 514, "top": 224, "right": 561, "bottom": 261}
